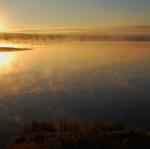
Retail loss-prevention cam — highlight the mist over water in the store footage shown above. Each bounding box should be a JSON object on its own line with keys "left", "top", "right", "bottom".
{"left": 0, "top": 41, "right": 150, "bottom": 146}
{"left": 0, "top": 32, "right": 150, "bottom": 45}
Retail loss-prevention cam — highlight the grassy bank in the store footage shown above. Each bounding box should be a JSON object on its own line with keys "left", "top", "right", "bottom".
{"left": 6, "top": 120, "right": 150, "bottom": 149}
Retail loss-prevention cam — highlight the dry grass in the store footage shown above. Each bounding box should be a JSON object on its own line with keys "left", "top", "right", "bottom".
{"left": 6, "top": 120, "right": 150, "bottom": 149}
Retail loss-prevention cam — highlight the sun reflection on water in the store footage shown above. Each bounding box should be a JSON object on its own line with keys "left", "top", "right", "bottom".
{"left": 0, "top": 52, "right": 16, "bottom": 67}
{"left": 0, "top": 43, "right": 18, "bottom": 74}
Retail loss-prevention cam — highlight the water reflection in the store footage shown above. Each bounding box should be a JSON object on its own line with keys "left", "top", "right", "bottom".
{"left": 0, "top": 42, "right": 150, "bottom": 96}
{"left": 0, "top": 42, "right": 150, "bottom": 141}
{"left": 0, "top": 43, "right": 17, "bottom": 74}
{"left": 0, "top": 42, "right": 32, "bottom": 75}
{"left": 0, "top": 52, "right": 16, "bottom": 69}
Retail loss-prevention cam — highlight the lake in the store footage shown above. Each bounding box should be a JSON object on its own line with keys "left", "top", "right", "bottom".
{"left": 0, "top": 41, "right": 150, "bottom": 146}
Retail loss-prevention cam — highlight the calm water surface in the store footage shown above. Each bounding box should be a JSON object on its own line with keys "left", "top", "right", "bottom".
{"left": 0, "top": 41, "right": 150, "bottom": 146}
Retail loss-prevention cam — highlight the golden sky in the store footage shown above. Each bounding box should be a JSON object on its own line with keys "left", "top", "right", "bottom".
{"left": 0, "top": 0, "right": 149, "bottom": 32}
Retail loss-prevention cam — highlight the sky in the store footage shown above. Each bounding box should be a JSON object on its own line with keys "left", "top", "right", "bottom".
{"left": 0, "top": 0, "right": 150, "bottom": 31}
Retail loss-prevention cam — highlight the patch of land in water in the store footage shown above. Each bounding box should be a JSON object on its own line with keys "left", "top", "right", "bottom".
{"left": 0, "top": 47, "right": 31, "bottom": 52}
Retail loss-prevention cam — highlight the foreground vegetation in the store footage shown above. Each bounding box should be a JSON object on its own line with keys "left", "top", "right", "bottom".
{"left": 7, "top": 120, "right": 150, "bottom": 149}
